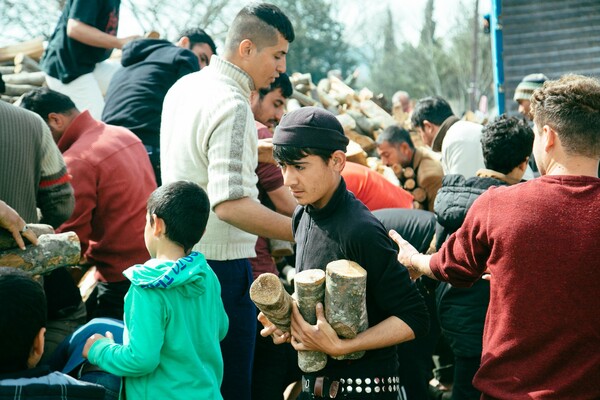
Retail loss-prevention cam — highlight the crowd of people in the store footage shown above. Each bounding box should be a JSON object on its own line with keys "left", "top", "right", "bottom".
{"left": 0, "top": 1, "right": 598, "bottom": 400}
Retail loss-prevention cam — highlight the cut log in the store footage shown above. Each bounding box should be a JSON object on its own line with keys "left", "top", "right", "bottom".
{"left": 0, "top": 224, "right": 54, "bottom": 251}
{"left": 347, "top": 110, "right": 379, "bottom": 138}
{"left": 1, "top": 71, "right": 46, "bottom": 86}
{"left": 336, "top": 113, "right": 357, "bottom": 133}
{"left": 402, "top": 167, "right": 415, "bottom": 179}
{"left": 403, "top": 178, "right": 416, "bottom": 191}
{"left": 4, "top": 83, "right": 39, "bottom": 96}
{"left": 290, "top": 72, "right": 313, "bottom": 87}
{"left": 413, "top": 201, "right": 424, "bottom": 210}
{"left": 345, "top": 129, "right": 376, "bottom": 153}
{"left": 250, "top": 273, "right": 294, "bottom": 332}
{"left": 0, "top": 232, "right": 81, "bottom": 276}
{"left": 0, "top": 65, "right": 14, "bottom": 74}
{"left": 14, "top": 54, "right": 41, "bottom": 73}
{"left": 269, "top": 239, "right": 294, "bottom": 257}
{"left": 294, "top": 269, "right": 327, "bottom": 372}
{"left": 359, "top": 100, "right": 397, "bottom": 129}
{"left": 1, "top": 95, "right": 19, "bottom": 104}
{"left": 325, "top": 260, "right": 368, "bottom": 360}
{"left": 0, "top": 38, "right": 44, "bottom": 63}
{"left": 392, "top": 164, "right": 403, "bottom": 179}
{"left": 345, "top": 139, "right": 368, "bottom": 167}
{"left": 291, "top": 90, "right": 321, "bottom": 107}
{"left": 286, "top": 98, "right": 302, "bottom": 112}
{"left": 411, "top": 187, "right": 427, "bottom": 203}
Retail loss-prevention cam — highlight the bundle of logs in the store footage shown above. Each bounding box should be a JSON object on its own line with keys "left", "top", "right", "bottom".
{"left": 0, "top": 38, "right": 45, "bottom": 104}
{"left": 0, "top": 224, "right": 81, "bottom": 275}
{"left": 250, "top": 259, "right": 368, "bottom": 373}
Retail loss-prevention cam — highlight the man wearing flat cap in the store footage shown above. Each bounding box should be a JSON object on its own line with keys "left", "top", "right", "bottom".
{"left": 260, "top": 107, "right": 429, "bottom": 400}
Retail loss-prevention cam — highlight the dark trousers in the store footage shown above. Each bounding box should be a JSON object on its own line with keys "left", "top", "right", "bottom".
{"left": 451, "top": 355, "right": 480, "bottom": 400}
{"left": 252, "top": 313, "right": 301, "bottom": 400}
{"left": 144, "top": 144, "right": 161, "bottom": 186}
{"left": 209, "top": 259, "right": 256, "bottom": 400}
{"left": 86, "top": 280, "right": 130, "bottom": 321}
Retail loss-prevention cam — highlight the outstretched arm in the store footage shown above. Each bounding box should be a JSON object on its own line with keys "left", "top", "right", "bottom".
{"left": 388, "top": 229, "right": 435, "bottom": 280}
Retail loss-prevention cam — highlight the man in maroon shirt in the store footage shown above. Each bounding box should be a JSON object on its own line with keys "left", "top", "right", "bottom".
{"left": 21, "top": 88, "right": 156, "bottom": 321}
{"left": 390, "top": 74, "right": 600, "bottom": 399}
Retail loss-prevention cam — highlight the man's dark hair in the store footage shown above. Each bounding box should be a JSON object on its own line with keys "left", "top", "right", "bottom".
{"left": 530, "top": 74, "right": 600, "bottom": 159}
{"left": 376, "top": 125, "right": 415, "bottom": 150}
{"left": 410, "top": 96, "right": 454, "bottom": 129}
{"left": 226, "top": 3, "right": 295, "bottom": 53}
{"left": 273, "top": 145, "right": 333, "bottom": 166}
{"left": 19, "top": 87, "right": 77, "bottom": 121}
{"left": 178, "top": 27, "right": 217, "bottom": 55}
{"left": 0, "top": 267, "right": 47, "bottom": 373}
{"left": 147, "top": 181, "right": 210, "bottom": 254}
{"left": 481, "top": 114, "right": 534, "bottom": 174}
{"left": 259, "top": 72, "right": 293, "bottom": 99}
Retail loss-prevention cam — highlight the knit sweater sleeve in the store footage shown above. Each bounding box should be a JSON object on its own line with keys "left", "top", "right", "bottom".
{"left": 430, "top": 190, "right": 492, "bottom": 287}
{"left": 205, "top": 97, "right": 258, "bottom": 209}
{"left": 37, "top": 120, "right": 74, "bottom": 228}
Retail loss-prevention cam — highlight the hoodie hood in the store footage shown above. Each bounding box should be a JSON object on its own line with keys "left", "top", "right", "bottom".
{"left": 121, "top": 39, "right": 175, "bottom": 67}
{"left": 123, "top": 251, "right": 209, "bottom": 297}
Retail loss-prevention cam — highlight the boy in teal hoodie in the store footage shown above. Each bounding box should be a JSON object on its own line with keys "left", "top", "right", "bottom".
{"left": 83, "top": 181, "right": 229, "bottom": 399}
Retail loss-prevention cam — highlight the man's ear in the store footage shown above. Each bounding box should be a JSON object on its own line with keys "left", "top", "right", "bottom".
{"left": 238, "top": 39, "right": 255, "bottom": 59}
{"left": 542, "top": 125, "right": 557, "bottom": 152}
{"left": 331, "top": 150, "right": 346, "bottom": 171}
{"left": 27, "top": 327, "right": 45, "bottom": 369}
{"left": 176, "top": 36, "right": 190, "bottom": 49}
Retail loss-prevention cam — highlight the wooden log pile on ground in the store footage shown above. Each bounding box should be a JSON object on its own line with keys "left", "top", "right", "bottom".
{"left": 0, "top": 38, "right": 45, "bottom": 104}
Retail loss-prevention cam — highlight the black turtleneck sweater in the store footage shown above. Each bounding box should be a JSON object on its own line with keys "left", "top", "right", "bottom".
{"left": 292, "top": 178, "right": 429, "bottom": 377}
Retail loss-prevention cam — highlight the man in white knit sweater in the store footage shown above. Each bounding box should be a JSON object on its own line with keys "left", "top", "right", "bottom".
{"left": 160, "top": 4, "right": 295, "bottom": 400}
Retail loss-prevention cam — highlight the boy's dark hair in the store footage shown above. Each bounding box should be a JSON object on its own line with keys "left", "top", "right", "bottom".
{"left": 273, "top": 145, "right": 333, "bottom": 166}
{"left": 226, "top": 3, "right": 295, "bottom": 53}
{"left": 178, "top": 27, "right": 217, "bottom": 55}
{"left": 481, "top": 114, "right": 534, "bottom": 174}
{"left": 0, "top": 267, "right": 47, "bottom": 373}
{"left": 376, "top": 125, "right": 415, "bottom": 150}
{"left": 19, "top": 87, "right": 77, "bottom": 121}
{"left": 259, "top": 72, "right": 293, "bottom": 99}
{"left": 147, "top": 181, "right": 210, "bottom": 254}
{"left": 411, "top": 96, "right": 454, "bottom": 129}
{"left": 530, "top": 74, "right": 600, "bottom": 158}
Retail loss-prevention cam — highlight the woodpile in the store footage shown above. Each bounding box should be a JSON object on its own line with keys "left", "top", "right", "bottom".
{"left": 0, "top": 38, "right": 46, "bottom": 104}
{"left": 391, "top": 165, "right": 428, "bottom": 209}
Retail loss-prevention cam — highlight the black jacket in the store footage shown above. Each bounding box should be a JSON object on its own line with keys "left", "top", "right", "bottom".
{"left": 434, "top": 174, "right": 508, "bottom": 357}
{"left": 101, "top": 39, "right": 200, "bottom": 147}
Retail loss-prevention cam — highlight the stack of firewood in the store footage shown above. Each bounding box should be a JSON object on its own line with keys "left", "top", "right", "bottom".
{"left": 0, "top": 38, "right": 46, "bottom": 104}
{"left": 390, "top": 165, "right": 427, "bottom": 209}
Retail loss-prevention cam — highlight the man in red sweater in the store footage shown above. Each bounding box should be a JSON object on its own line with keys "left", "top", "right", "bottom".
{"left": 389, "top": 74, "right": 600, "bottom": 399}
{"left": 21, "top": 88, "right": 156, "bottom": 320}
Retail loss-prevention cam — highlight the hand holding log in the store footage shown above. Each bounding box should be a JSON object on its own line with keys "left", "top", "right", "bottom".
{"left": 294, "top": 269, "right": 327, "bottom": 372}
{"left": 250, "top": 273, "right": 294, "bottom": 332}
{"left": 325, "top": 260, "right": 368, "bottom": 360}
{"left": 0, "top": 231, "right": 80, "bottom": 275}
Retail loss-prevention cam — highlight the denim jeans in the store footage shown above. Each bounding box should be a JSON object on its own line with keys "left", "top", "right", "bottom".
{"left": 80, "top": 371, "right": 121, "bottom": 400}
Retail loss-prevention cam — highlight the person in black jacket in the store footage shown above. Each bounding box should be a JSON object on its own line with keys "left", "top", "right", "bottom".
{"left": 434, "top": 114, "right": 533, "bottom": 400}
{"left": 101, "top": 28, "right": 216, "bottom": 185}
{"left": 261, "top": 107, "right": 429, "bottom": 400}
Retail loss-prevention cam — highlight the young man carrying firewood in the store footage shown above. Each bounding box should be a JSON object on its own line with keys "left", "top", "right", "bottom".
{"left": 260, "top": 106, "right": 429, "bottom": 400}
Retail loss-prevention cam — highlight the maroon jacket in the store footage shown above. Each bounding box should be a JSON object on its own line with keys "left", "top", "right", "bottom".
{"left": 57, "top": 111, "right": 156, "bottom": 282}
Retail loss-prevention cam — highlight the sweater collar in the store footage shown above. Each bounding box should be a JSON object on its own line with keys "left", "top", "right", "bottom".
{"left": 476, "top": 168, "right": 522, "bottom": 185}
{"left": 57, "top": 110, "right": 100, "bottom": 153}
{"left": 209, "top": 55, "right": 255, "bottom": 97}
{"left": 432, "top": 115, "right": 460, "bottom": 152}
{"left": 305, "top": 178, "right": 347, "bottom": 221}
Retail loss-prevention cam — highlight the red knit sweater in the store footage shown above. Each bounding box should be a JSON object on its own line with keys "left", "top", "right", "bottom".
{"left": 57, "top": 111, "right": 156, "bottom": 282}
{"left": 431, "top": 175, "right": 600, "bottom": 399}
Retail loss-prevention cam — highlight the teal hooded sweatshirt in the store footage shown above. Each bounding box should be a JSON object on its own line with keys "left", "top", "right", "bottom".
{"left": 88, "top": 251, "right": 228, "bottom": 400}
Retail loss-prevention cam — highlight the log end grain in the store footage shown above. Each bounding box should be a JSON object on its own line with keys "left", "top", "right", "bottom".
{"left": 249, "top": 273, "right": 284, "bottom": 306}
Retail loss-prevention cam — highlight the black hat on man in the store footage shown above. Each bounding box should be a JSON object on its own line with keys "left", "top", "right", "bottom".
{"left": 273, "top": 106, "right": 349, "bottom": 151}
